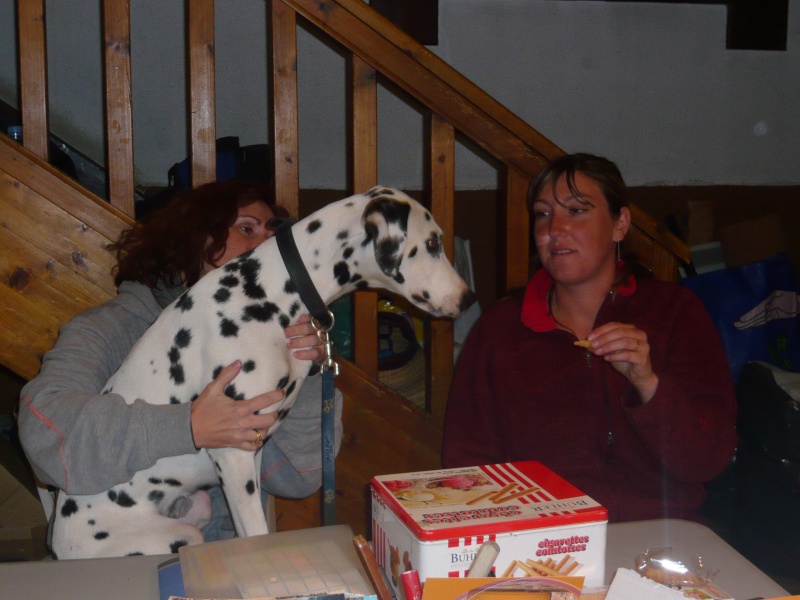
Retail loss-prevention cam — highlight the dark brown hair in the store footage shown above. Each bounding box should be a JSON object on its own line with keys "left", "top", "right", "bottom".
{"left": 527, "top": 153, "right": 629, "bottom": 218}
{"left": 111, "top": 180, "right": 287, "bottom": 289}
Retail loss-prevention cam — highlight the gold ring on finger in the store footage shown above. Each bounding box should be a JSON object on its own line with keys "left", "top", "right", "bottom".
{"left": 252, "top": 429, "right": 262, "bottom": 447}
{"left": 634, "top": 338, "right": 640, "bottom": 350}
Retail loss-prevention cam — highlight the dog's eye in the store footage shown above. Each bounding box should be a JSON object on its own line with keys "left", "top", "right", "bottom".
{"left": 426, "top": 237, "right": 440, "bottom": 254}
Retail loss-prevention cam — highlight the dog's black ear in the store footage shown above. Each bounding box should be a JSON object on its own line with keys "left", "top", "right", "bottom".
{"left": 363, "top": 194, "right": 410, "bottom": 281}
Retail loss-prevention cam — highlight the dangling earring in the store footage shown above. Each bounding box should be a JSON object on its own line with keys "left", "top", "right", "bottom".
{"left": 616, "top": 241, "right": 622, "bottom": 262}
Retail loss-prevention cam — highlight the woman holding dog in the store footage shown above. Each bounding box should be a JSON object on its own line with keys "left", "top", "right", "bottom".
{"left": 19, "top": 180, "right": 341, "bottom": 542}
{"left": 442, "top": 153, "right": 737, "bottom": 523}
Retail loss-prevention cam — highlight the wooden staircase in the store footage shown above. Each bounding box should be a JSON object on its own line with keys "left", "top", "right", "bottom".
{"left": 1, "top": 0, "right": 689, "bottom": 535}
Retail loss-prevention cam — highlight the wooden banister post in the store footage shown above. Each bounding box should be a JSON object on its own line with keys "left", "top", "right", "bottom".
{"left": 350, "top": 56, "right": 379, "bottom": 377}
{"left": 427, "top": 113, "right": 455, "bottom": 423}
{"left": 102, "top": 0, "right": 135, "bottom": 216}
{"left": 268, "top": 0, "right": 300, "bottom": 217}
{"left": 188, "top": 0, "right": 216, "bottom": 188}
{"left": 16, "top": 0, "right": 50, "bottom": 161}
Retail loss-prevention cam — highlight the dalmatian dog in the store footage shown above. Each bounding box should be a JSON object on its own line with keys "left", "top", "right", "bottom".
{"left": 52, "top": 186, "right": 476, "bottom": 558}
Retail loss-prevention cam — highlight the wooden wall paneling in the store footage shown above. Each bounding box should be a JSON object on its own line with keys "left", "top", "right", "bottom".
{"left": 1, "top": 174, "right": 119, "bottom": 298}
{"left": 1, "top": 172, "right": 119, "bottom": 379}
{"left": 0, "top": 138, "right": 132, "bottom": 242}
{"left": 427, "top": 113, "right": 455, "bottom": 423}
{"left": 102, "top": 0, "right": 135, "bottom": 216}
{"left": 350, "top": 56, "right": 379, "bottom": 377}
{"left": 268, "top": 0, "right": 300, "bottom": 217}
{"left": 187, "top": 0, "right": 216, "bottom": 188}
{"left": 503, "top": 169, "right": 531, "bottom": 292}
{"left": 16, "top": 0, "right": 49, "bottom": 160}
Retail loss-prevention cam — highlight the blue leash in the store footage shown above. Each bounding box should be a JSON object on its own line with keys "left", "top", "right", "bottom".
{"left": 321, "top": 366, "right": 337, "bottom": 525}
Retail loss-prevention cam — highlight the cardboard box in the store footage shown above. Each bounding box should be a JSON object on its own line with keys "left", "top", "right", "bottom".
{"left": 371, "top": 461, "right": 608, "bottom": 596}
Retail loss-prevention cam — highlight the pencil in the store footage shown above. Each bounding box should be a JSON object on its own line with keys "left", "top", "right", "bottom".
{"left": 353, "top": 535, "right": 394, "bottom": 600}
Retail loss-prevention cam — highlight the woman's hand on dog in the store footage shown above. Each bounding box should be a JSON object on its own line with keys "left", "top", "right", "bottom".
{"left": 285, "top": 313, "right": 326, "bottom": 364}
{"left": 190, "top": 360, "right": 284, "bottom": 451}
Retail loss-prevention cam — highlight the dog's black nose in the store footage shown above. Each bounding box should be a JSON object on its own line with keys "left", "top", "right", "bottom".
{"left": 459, "top": 289, "right": 478, "bottom": 313}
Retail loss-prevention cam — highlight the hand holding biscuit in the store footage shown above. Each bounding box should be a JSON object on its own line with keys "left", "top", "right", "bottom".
{"left": 583, "top": 322, "right": 659, "bottom": 403}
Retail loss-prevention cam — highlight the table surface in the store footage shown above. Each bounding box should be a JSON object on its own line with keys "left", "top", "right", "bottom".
{"left": 0, "top": 519, "right": 789, "bottom": 600}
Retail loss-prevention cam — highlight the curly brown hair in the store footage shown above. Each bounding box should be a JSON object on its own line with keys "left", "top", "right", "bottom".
{"left": 110, "top": 180, "right": 288, "bottom": 289}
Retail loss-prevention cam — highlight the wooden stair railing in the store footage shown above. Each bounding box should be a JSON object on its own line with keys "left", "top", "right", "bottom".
{"left": 4, "top": 0, "right": 690, "bottom": 532}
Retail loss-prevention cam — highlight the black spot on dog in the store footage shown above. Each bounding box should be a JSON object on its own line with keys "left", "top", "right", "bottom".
{"left": 170, "top": 540, "right": 190, "bottom": 553}
{"left": 94, "top": 531, "right": 109, "bottom": 540}
{"left": 307, "top": 220, "right": 322, "bottom": 234}
{"left": 243, "top": 280, "right": 266, "bottom": 300}
{"left": 365, "top": 197, "right": 410, "bottom": 232}
{"left": 285, "top": 380, "right": 297, "bottom": 397}
{"left": 168, "top": 347, "right": 180, "bottom": 364}
{"left": 356, "top": 281, "right": 369, "bottom": 289}
{"left": 212, "top": 365, "right": 224, "bottom": 379}
{"left": 243, "top": 360, "right": 256, "bottom": 373}
{"left": 284, "top": 279, "right": 297, "bottom": 295}
{"left": 337, "top": 230, "right": 349, "bottom": 240}
{"left": 242, "top": 302, "right": 280, "bottom": 322}
{"left": 169, "top": 396, "right": 180, "bottom": 405}
{"left": 169, "top": 364, "right": 185, "bottom": 385}
{"left": 238, "top": 258, "right": 266, "bottom": 299}
{"left": 108, "top": 489, "right": 136, "bottom": 507}
{"left": 220, "top": 275, "right": 239, "bottom": 288}
{"left": 409, "top": 246, "right": 418, "bottom": 258}
{"left": 220, "top": 318, "right": 239, "bottom": 337}
{"left": 246, "top": 480, "right": 256, "bottom": 495}
{"left": 277, "top": 375, "right": 289, "bottom": 389}
{"left": 279, "top": 314, "right": 290, "bottom": 328}
{"left": 88, "top": 519, "right": 95, "bottom": 526}
{"left": 288, "top": 301, "right": 301, "bottom": 317}
{"left": 412, "top": 292, "right": 430, "bottom": 305}
{"left": 333, "top": 262, "right": 350, "bottom": 286}
{"left": 149, "top": 490, "right": 165, "bottom": 503}
{"left": 224, "top": 384, "right": 245, "bottom": 400}
{"left": 376, "top": 237, "right": 403, "bottom": 276}
{"left": 165, "top": 479, "right": 181, "bottom": 487}
{"left": 363, "top": 222, "right": 377, "bottom": 247}
{"left": 350, "top": 273, "right": 363, "bottom": 284}
{"left": 277, "top": 409, "right": 290, "bottom": 421}
{"left": 176, "top": 293, "right": 194, "bottom": 312}
{"left": 393, "top": 272, "right": 405, "bottom": 284}
{"left": 61, "top": 499, "right": 79, "bottom": 517}
{"left": 343, "top": 246, "right": 354, "bottom": 260}
{"left": 214, "top": 288, "right": 231, "bottom": 303}
{"left": 190, "top": 393, "right": 199, "bottom": 402}
{"left": 149, "top": 477, "right": 162, "bottom": 485}
{"left": 127, "top": 551, "right": 144, "bottom": 556}
{"left": 174, "top": 329, "right": 192, "bottom": 349}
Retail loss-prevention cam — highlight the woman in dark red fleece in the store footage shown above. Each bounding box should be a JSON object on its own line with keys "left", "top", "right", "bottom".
{"left": 442, "top": 153, "right": 737, "bottom": 523}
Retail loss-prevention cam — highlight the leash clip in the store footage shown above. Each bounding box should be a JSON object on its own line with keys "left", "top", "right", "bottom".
{"left": 312, "top": 310, "right": 339, "bottom": 376}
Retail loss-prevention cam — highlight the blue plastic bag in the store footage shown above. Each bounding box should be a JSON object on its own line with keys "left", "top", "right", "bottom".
{"left": 682, "top": 254, "right": 800, "bottom": 383}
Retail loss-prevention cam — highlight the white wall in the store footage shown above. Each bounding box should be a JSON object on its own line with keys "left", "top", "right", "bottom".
{"left": 0, "top": 0, "right": 798, "bottom": 188}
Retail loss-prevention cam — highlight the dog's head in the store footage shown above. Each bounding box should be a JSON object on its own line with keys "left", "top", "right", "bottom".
{"left": 361, "top": 187, "right": 476, "bottom": 318}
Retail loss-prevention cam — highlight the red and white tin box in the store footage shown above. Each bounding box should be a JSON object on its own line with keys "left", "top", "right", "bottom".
{"left": 371, "top": 461, "right": 608, "bottom": 595}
